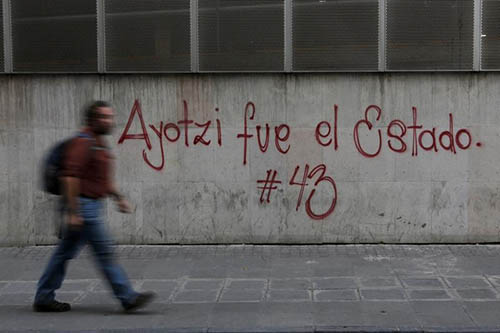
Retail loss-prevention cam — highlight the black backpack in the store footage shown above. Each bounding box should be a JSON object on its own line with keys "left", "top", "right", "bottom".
{"left": 42, "top": 133, "right": 94, "bottom": 195}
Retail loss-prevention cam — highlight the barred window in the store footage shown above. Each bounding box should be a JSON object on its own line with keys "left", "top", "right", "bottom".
{"left": 199, "top": 0, "right": 284, "bottom": 71}
{"left": 11, "top": 0, "right": 97, "bottom": 72}
{"left": 482, "top": 0, "right": 500, "bottom": 69}
{"left": 293, "top": 0, "right": 379, "bottom": 71}
{"left": 387, "top": 0, "right": 474, "bottom": 70}
{"left": 0, "top": 3, "right": 4, "bottom": 72}
{"left": 1, "top": 0, "right": 499, "bottom": 73}
{"left": 105, "top": 0, "right": 191, "bottom": 72}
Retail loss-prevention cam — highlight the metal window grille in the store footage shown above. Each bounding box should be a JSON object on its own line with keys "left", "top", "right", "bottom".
{"left": 105, "top": 0, "right": 191, "bottom": 72}
{"left": 387, "top": 0, "right": 474, "bottom": 70}
{"left": 198, "top": 0, "right": 284, "bottom": 72}
{"left": 482, "top": 0, "right": 500, "bottom": 69}
{"left": 11, "top": 0, "right": 97, "bottom": 72}
{"left": 0, "top": 2, "right": 4, "bottom": 72}
{"left": 1, "top": 0, "right": 498, "bottom": 73}
{"left": 293, "top": 0, "right": 379, "bottom": 71}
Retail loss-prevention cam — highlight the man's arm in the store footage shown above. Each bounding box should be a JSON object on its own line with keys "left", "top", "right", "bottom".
{"left": 109, "top": 183, "right": 133, "bottom": 214}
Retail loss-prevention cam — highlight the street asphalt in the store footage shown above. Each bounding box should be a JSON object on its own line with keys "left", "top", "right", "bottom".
{"left": 1, "top": 245, "right": 500, "bottom": 332}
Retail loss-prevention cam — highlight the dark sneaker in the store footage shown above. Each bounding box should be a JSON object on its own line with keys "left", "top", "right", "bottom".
{"left": 123, "top": 292, "right": 156, "bottom": 312}
{"left": 33, "top": 300, "right": 71, "bottom": 312}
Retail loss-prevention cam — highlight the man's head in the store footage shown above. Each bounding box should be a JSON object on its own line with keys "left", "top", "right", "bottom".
{"left": 85, "top": 100, "right": 114, "bottom": 135}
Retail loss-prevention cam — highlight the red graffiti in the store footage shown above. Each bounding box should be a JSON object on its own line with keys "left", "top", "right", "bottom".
{"left": 256, "top": 170, "right": 282, "bottom": 203}
{"left": 456, "top": 129, "right": 472, "bottom": 150}
{"left": 144, "top": 121, "right": 164, "bottom": 171}
{"left": 193, "top": 120, "right": 211, "bottom": 146}
{"left": 274, "top": 125, "right": 291, "bottom": 154}
{"left": 290, "top": 164, "right": 337, "bottom": 220}
{"left": 236, "top": 102, "right": 292, "bottom": 165}
{"left": 257, "top": 124, "right": 270, "bottom": 153}
{"left": 387, "top": 119, "right": 407, "bottom": 153}
{"left": 164, "top": 122, "right": 181, "bottom": 142}
{"left": 354, "top": 105, "right": 477, "bottom": 157}
{"left": 117, "top": 99, "right": 223, "bottom": 171}
{"left": 118, "top": 100, "right": 481, "bottom": 221}
{"left": 353, "top": 105, "right": 383, "bottom": 158}
{"left": 315, "top": 105, "right": 339, "bottom": 150}
{"left": 236, "top": 102, "right": 255, "bottom": 165}
{"left": 257, "top": 164, "right": 337, "bottom": 220}
{"left": 215, "top": 108, "right": 222, "bottom": 146}
{"left": 418, "top": 128, "right": 438, "bottom": 152}
{"left": 118, "top": 100, "right": 152, "bottom": 150}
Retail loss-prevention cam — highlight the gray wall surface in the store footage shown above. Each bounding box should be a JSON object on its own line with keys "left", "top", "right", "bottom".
{"left": 1, "top": 73, "right": 499, "bottom": 246}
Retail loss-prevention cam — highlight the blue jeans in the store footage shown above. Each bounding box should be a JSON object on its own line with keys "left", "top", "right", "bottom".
{"left": 34, "top": 197, "right": 138, "bottom": 307}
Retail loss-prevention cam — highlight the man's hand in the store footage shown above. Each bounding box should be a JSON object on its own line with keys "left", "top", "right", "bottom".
{"left": 117, "top": 197, "right": 134, "bottom": 214}
{"left": 67, "top": 213, "right": 83, "bottom": 229}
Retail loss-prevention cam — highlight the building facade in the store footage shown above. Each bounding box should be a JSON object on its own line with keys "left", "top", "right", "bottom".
{"left": 1, "top": 0, "right": 500, "bottom": 245}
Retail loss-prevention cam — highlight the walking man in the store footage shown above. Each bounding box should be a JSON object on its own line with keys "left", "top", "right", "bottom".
{"left": 34, "top": 101, "right": 155, "bottom": 312}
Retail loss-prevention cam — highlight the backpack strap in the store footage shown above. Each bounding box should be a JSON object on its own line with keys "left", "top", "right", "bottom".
{"left": 78, "top": 132, "right": 109, "bottom": 151}
{"left": 77, "top": 132, "right": 95, "bottom": 144}
{"left": 76, "top": 132, "right": 98, "bottom": 171}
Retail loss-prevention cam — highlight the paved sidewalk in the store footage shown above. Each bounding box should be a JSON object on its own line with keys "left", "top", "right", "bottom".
{"left": 2, "top": 245, "right": 500, "bottom": 332}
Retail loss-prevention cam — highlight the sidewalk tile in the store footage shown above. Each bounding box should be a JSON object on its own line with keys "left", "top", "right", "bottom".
{"left": 64, "top": 262, "right": 100, "bottom": 280}
{"left": 143, "top": 258, "right": 192, "bottom": 279}
{"left": 149, "top": 290, "right": 176, "bottom": 303}
{"left": 184, "top": 279, "right": 224, "bottom": 290}
{"left": 410, "top": 301, "right": 475, "bottom": 327}
{"left": 154, "top": 303, "right": 213, "bottom": 329}
{"left": 353, "top": 262, "right": 394, "bottom": 277}
{"left": 219, "top": 289, "right": 264, "bottom": 302}
{"left": 312, "top": 277, "right": 357, "bottom": 290}
{"left": 456, "top": 288, "right": 498, "bottom": 300}
{"left": 400, "top": 277, "right": 445, "bottom": 288}
{"left": 52, "top": 292, "right": 80, "bottom": 303}
{"left": 0, "top": 293, "right": 34, "bottom": 305}
{"left": 392, "top": 269, "right": 438, "bottom": 277}
{"left": 226, "top": 260, "right": 271, "bottom": 278}
{"left": 270, "top": 278, "right": 311, "bottom": 290}
{"left": 226, "top": 279, "right": 266, "bottom": 289}
{"left": 270, "top": 266, "right": 312, "bottom": 278}
{"left": 477, "top": 258, "right": 500, "bottom": 275}
{"left": 141, "top": 280, "right": 178, "bottom": 291}
{"left": 59, "top": 280, "right": 94, "bottom": 292}
{"left": 463, "top": 301, "right": 500, "bottom": 326}
{"left": 314, "top": 289, "right": 358, "bottom": 301}
{"left": 313, "top": 301, "right": 363, "bottom": 326}
{"left": 93, "top": 279, "right": 141, "bottom": 292}
{"left": 360, "top": 301, "right": 420, "bottom": 327}
{"left": 268, "top": 290, "right": 311, "bottom": 302}
{"left": 209, "top": 303, "right": 261, "bottom": 331}
{"left": 2, "top": 281, "right": 37, "bottom": 293}
{"left": 391, "top": 263, "right": 438, "bottom": 276}
{"left": 173, "top": 290, "right": 219, "bottom": 303}
{"left": 487, "top": 275, "right": 500, "bottom": 287}
{"left": 407, "top": 289, "right": 452, "bottom": 300}
{"left": 77, "top": 292, "right": 117, "bottom": 305}
{"left": 258, "top": 302, "right": 314, "bottom": 328}
{"left": 312, "top": 259, "right": 356, "bottom": 277}
{"left": 360, "top": 277, "right": 400, "bottom": 288}
{"left": 0, "top": 261, "right": 26, "bottom": 280}
{"left": 360, "top": 288, "right": 406, "bottom": 300}
{"left": 445, "top": 276, "right": 491, "bottom": 288}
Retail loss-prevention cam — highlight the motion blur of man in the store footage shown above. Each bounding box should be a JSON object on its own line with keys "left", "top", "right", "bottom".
{"left": 33, "top": 101, "right": 155, "bottom": 312}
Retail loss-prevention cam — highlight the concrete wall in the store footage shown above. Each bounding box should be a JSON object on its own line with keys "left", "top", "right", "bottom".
{"left": 1, "top": 73, "right": 499, "bottom": 246}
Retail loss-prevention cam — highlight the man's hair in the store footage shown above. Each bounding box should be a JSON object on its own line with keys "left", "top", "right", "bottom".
{"left": 85, "top": 100, "right": 112, "bottom": 125}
